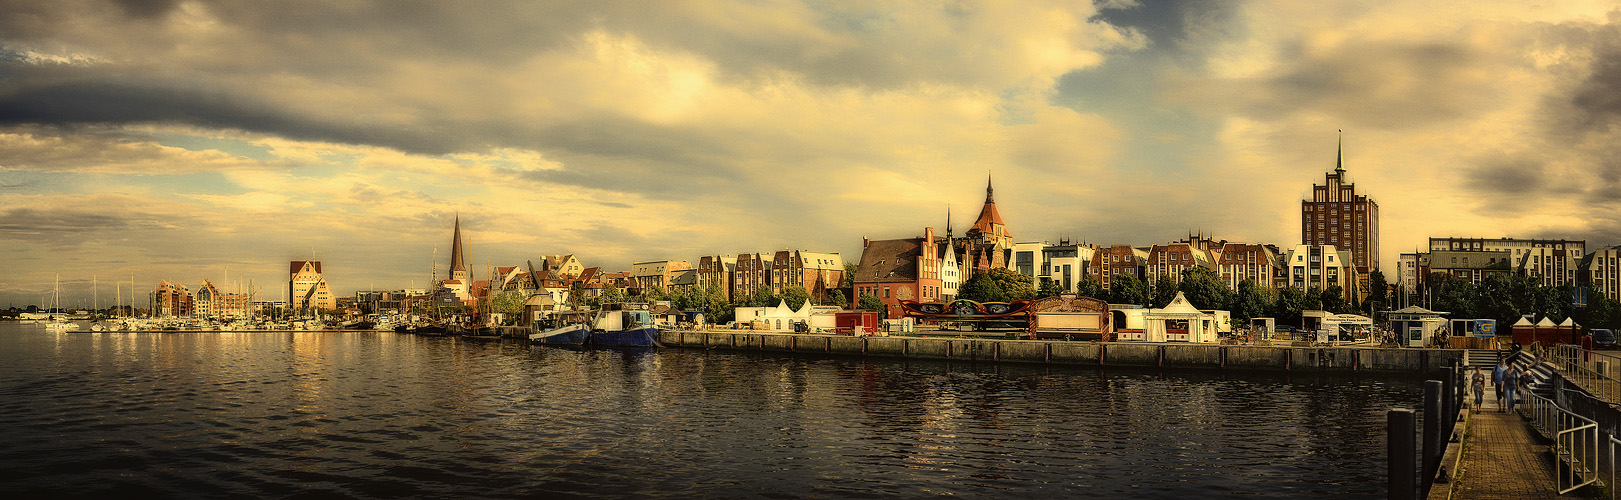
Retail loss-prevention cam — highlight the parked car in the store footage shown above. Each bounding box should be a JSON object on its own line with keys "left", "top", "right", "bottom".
{"left": 1592, "top": 329, "right": 1617, "bottom": 349}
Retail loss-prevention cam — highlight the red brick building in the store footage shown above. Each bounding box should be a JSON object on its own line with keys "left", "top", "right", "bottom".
{"left": 853, "top": 227, "right": 946, "bottom": 318}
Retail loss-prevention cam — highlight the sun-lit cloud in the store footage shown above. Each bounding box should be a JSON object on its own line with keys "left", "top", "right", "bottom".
{"left": 2, "top": 0, "right": 1620, "bottom": 306}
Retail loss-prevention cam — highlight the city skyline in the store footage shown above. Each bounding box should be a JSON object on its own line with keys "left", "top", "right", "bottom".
{"left": 5, "top": 1, "right": 1621, "bottom": 306}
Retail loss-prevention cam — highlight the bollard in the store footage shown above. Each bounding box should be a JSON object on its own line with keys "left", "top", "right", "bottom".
{"left": 1442, "top": 367, "right": 1455, "bottom": 430}
{"left": 1421, "top": 380, "right": 1442, "bottom": 497}
{"left": 1389, "top": 408, "right": 1416, "bottom": 500}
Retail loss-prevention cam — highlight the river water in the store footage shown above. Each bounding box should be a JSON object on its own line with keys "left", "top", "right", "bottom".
{"left": 0, "top": 323, "right": 1421, "bottom": 498}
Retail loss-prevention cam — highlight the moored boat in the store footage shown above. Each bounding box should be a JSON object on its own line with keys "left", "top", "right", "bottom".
{"left": 530, "top": 323, "right": 589, "bottom": 345}
{"left": 584, "top": 306, "right": 659, "bottom": 348}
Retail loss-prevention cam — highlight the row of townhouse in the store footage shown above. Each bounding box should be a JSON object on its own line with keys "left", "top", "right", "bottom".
{"left": 1022, "top": 236, "right": 1358, "bottom": 300}
{"left": 149, "top": 278, "right": 255, "bottom": 318}
{"left": 1397, "top": 237, "right": 1621, "bottom": 305}
{"left": 660, "top": 250, "right": 845, "bottom": 304}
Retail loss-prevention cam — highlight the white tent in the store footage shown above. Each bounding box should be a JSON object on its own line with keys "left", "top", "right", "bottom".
{"left": 1144, "top": 292, "right": 1219, "bottom": 343}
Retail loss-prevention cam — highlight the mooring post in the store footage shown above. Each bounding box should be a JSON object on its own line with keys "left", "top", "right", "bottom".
{"left": 1421, "top": 380, "right": 1441, "bottom": 497}
{"left": 1388, "top": 408, "right": 1416, "bottom": 500}
{"left": 1441, "top": 367, "right": 1456, "bottom": 432}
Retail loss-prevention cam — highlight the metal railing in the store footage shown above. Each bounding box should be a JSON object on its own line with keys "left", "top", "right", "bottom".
{"left": 1519, "top": 385, "right": 1598, "bottom": 494}
{"left": 1610, "top": 435, "right": 1621, "bottom": 500}
{"left": 1548, "top": 344, "right": 1621, "bottom": 404}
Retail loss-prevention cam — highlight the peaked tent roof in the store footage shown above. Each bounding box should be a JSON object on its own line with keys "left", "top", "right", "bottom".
{"left": 1512, "top": 317, "right": 1534, "bottom": 327}
{"left": 1148, "top": 292, "right": 1207, "bottom": 318}
{"left": 1535, "top": 317, "right": 1557, "bottom": 328}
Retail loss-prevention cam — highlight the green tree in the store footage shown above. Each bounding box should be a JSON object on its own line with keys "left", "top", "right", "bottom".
{"left": 1109, "top": 274, "right": 1150, "bottom": 306}
{"left": 781, "top": 285, "right": 810, "bottom": 310}
{"left": 857, "top": 293, "right": 886, "bottom": 318}
{"left": 1365, "top": 270, "right": 1389, "bottom": 313}
{"left": 1178, "top": 267, "right": 1233, "bottom": 311}
{"left": 1427, "top": 272, "right": 1477, "bottom": 319}
{"left": 1076, "top": 273, "right": 1103, "bottom": 299}
{"left": 984, "top": 268, "right": 1035, "bottom": 300}
{"left": 1151, "top": 276, "right": 1179, "bottom": 307}
{"left": 828, "top": 289, "right": 848, "bottom": 309}
{"left": 489, "top": 290, "right": 526, "bottom": 317}
{"left": 1271, "top": 286, "right": 1306, "bottom": 326}
{"left": 1301, "top": 286, "right": 1323, "bottom": 312}
{"left": 1320, "top": 285, "right": 1346, "bottom": 314}
{"left": 596, "top": 285, "right": 625, "bottom": 306}
{"left": 1232, "top": 279, "right": 1269, "bottom": 325}
{"left": 959, "top": 273, "right": 1007, "bottom": 303}
{"left": 1037, "top": 279, "right": 1065, "bottom": 298}
{"left": 748, "top": 285, "right": 779, "bottom": 308}
{"left": 842, "top": 263, "right": 860, "bottom": 288}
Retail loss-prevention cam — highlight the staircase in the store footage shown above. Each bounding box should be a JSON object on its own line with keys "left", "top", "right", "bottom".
{"left": 1508, "top": 351, "right": 1558, "bottom": 400}
{"left": 1463, "top": 349, "right": 1502, "bottom": 367}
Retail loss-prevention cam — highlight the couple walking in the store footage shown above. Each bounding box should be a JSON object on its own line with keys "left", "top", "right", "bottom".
{"left": 1471, "top": 357, "right": 1521, "bottom": 413}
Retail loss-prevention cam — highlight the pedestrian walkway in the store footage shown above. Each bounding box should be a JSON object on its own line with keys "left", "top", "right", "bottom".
{"left": 1447, "top": 408, "right": 1565, "bottom": 499}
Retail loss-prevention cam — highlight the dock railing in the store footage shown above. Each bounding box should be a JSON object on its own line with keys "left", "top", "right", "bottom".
{"left": 1549, "top": 344, "right": 1621, "bottom": 404}
{"left": 1518, "top": 384, "right": 1598, "bottom": 494}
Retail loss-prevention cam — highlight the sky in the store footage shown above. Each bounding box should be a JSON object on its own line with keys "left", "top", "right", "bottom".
{"left": 4, "top": 0, "right": 1621, "bottom": 308}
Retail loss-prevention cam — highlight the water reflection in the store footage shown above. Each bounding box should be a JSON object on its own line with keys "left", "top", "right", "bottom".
{"left": 0, "top": 324, "right": 1419, "bottom": 498}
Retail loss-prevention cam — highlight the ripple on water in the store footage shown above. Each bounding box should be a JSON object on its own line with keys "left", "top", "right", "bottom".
{"left": 0, "top": 326, "right": 1419, "bottom": 498}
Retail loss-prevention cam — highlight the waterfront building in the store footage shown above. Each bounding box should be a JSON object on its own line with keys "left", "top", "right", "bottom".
{"left": 630, "top": 260, "right": 691, "bottom": 294}
{"left": 1282, "top": 244, "right": 1358, "bottom": 301}
{"left": 853, "top": 227, "right": 946, "bottom": 318}
{"left": 669, "top": 269, "right": 700, "bottom": 295}
{"left": 1011, "top": 241, "right": 1045, "bottom": 293}
{"left": 1582, "top": 246, "right": 1621, "bottom": 302}
{"left": 288, "top": 260, "right": 335, "bottom": 311}
{"left": 195, "top": 279, "right": 251, "bottom": 319}
{"left": 769, "top": 250, "right": 844, "bottom": 302}
{"left": 1215, "top": 243, "right": 1284, "bottom": 289}
{"left": 153, "top": 280, "right": 193, "bottom": 317}
{"left": 939, "top": 222, "right": 963, "bottom": 300}
{"left": 1428, "top": 237, "right": 1585, "bottom": 287}
{"left": 733, "top": 253, "right": 769, "bottom": 299}
{"left": 542, "top": 254, "right": 584, "bottom": 277}
{"left": 1011, "top": 239, "right": 1097, "bottom": 295}
{"left": 1089, "top": 244, "right": 1149, "bottom": 291}
{"left": 1302, "top": 135, "right": 1380, "bottom": 295}
{"left": 696, "top": 255, "right": 734, "bottom": 301}
{"left": 1144, "top": 236, "right": 1219, "bottom": 286}
{"left": 1428, "top": 250, "right": 1514, "bottom": 285}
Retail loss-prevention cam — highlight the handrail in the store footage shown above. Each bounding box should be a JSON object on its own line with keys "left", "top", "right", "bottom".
{"left": 1518, "top": 384, "right": 1598, "bottom": 494}
{"left": 1547, "top": 344, "right": 1621, "bottom": 404}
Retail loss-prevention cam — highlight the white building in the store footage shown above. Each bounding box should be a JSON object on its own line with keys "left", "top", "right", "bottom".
{"left": 1428, "top": 237, "right": 1584, "bottom": 287}
{"left": 1283, "top": 244, "right": 1357, "bottom": 300}
{"left": 1584, "top": 245, "right": 1621, "bottom": 302}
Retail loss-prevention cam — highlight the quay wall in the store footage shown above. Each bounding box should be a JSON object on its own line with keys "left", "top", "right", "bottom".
{"left": 660, "top": 330, "right": 1462, "bottom": 375}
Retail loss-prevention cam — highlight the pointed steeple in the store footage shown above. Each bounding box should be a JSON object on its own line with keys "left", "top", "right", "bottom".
{"left": 449, "top": 214, "right": 467, "bottom": 281}
{"left": 945, "top": 205, "right": 953, "bottom": 239}
{"left": 1334, "top": 129, "right": 1345, "bottom": 175}
{"left": 985, "top": 173, "right": 995, "bottom": 203}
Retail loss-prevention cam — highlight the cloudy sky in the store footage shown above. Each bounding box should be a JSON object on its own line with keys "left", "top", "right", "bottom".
{"left": 3, "top": 0, "right": 1621, "bottom": 308}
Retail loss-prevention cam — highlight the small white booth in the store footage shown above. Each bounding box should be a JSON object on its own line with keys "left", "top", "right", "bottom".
{"left": 1391, "top": 306, "right": 1449, "bottom": 348}
{"left": 733, "top": 301, "right": 840, "bottom": 332}
{"left": 1143, "top": 292, "right": 1220, "bottom": 343}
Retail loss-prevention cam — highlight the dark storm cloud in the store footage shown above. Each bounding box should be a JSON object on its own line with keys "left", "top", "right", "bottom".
{"left": 0, "top": 207, "right": 142, "bottom": 236}
{"left": 113, "top": 0, "right": 179, "bottom": 19}
{"left": 1250, "top": 41, "right": 1492, "bottom": 128}
{"left": 1466, "top": 156, "right": 1546, "bottom": 198}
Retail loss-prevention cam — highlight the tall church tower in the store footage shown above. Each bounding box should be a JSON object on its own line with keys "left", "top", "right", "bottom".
{"left": 970, "top": 175, "right": 1012, "bottom": 251}
{"left": 449, "top": 214, "right": 468, "bottom": 283}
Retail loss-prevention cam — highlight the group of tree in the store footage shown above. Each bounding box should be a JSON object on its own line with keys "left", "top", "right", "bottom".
{"left": 1420, "top": 272, "right": 1618, "bottom": 330}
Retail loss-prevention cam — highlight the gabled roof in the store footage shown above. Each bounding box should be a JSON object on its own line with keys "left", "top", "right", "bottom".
{"left": 1535, "top": 317, "right": 1557, "bottom": 327}
{"left": 290, "top": 260, "right": 322, "bottom": 275}
{"left": 1512, "top": 317, "right": 1534, "bottom": 327}
{"left": 854, "top": 237, "right": 922, "bottom": 283}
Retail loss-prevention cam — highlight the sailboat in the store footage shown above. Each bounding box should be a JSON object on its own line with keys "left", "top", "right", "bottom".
{"left": 44, "top": 274, "right": 78, "bottom": 331}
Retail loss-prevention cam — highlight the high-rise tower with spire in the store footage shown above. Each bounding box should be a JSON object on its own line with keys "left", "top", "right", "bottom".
{"left": 1302, "top": 131, "right": 1380, "bottom": 279}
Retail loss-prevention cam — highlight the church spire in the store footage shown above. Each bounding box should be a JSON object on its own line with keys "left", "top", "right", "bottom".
{"left": 985, "top": 173, "right": 995, "bottom": 203}
{"left": 1335, "top": 129, "right": 1345, "bottom": 175}
{"left": 945, "top": 205, "right": 953, "bottom": 239}
{"left": 449, "top": 214, "right": 467, "bottom": 281}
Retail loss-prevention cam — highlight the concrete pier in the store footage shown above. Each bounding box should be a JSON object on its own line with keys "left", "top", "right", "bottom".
{"left": 661, "top": 330, "right": 1463, "bottom": 375}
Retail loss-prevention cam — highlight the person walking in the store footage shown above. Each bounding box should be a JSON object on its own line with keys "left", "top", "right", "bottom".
{"left": 1471, "top": 367, "right": 1486, "bottom": 414}
{"left": 1492, "top": 357, "right": 1508, "bottom": 411}
{"left": 1504, "top": 364, "right": 1521, "bottom": 413}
